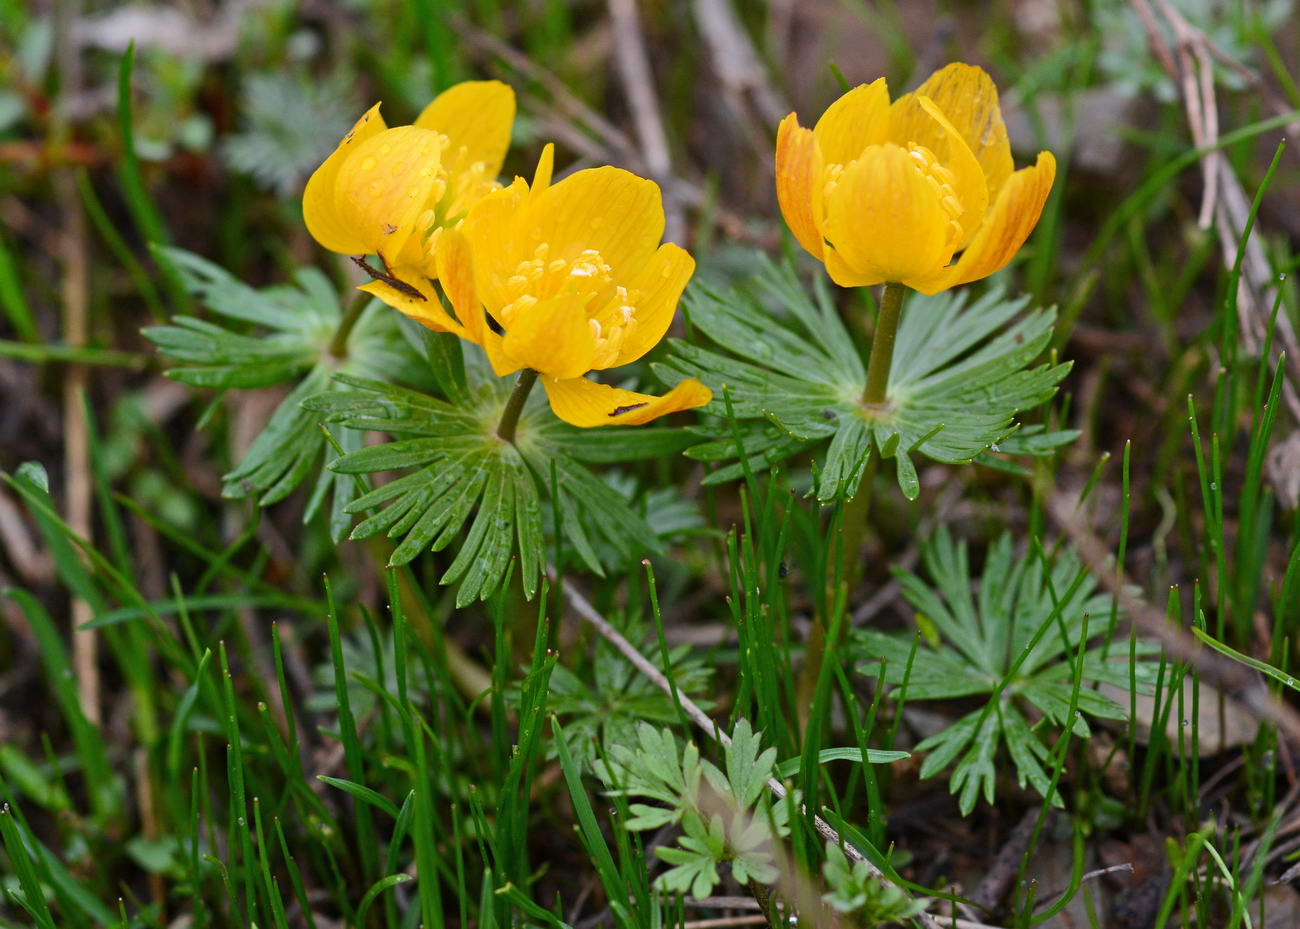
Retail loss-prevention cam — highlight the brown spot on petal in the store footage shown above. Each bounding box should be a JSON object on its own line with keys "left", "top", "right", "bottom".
{"left": 610, "top": 403, "right": 649, "bottom": 417}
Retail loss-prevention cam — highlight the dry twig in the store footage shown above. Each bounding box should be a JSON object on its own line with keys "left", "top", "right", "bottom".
{"left": 561, "top": 574, "right": 945, "bottom": 929}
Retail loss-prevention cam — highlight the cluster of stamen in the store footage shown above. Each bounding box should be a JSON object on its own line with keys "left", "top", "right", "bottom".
{"left": 497, "top": 243, "right": 640, "bottom": 369}
{"left": 906, "top": 143, "right": 964, "bottom": 247}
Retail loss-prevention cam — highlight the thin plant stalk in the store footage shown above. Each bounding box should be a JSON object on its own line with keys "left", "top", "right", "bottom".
{"left": 497, "top": 369, "right": 539, "bottom": 443}
{"left": 329, "top": 291, "right": 371, "bottom": 359}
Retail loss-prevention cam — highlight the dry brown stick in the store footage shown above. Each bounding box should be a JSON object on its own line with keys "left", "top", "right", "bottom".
{"left": 560, "top": 575, "right": 945, "bottom": 929}
{"left": 968, "top": 808, "right": 1041, "bottom": 914}
{"left": 681, "top": 917, "right": 770, "bottom": 929}
{"left": 452, "top": 13, "right": 640, "bottom": 167}
{"left": 1045, "top": 492, "right": 1300, "bottom": 746}
{"left": 690, "top": 0, "right": 789, "bottom": 127}
{"left": 54, "top": 0, "right": 99, "bottom": 729}
{"left": 606, "top": 0, "right": 683, "bottom": 242}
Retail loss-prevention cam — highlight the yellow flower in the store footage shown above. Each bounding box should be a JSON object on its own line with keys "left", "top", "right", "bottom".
{"left": 302, "top": 80, "right": 515, "bottom": 278}
{"left": 775, "top": 63, "right": 1056, "bottom": 296}
{"left": 367, "top": 144, "right": 713, "bottom": 428}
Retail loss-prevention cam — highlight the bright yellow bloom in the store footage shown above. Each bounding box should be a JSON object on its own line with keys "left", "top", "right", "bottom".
{"left": 366, "top": 145, "right": 713, "bottom": 429}
{"left": 303, "top": 80, "right": 515, "bottom": 278}
{"left": 776, "top": 63, "right": 1056, "bottom": 296}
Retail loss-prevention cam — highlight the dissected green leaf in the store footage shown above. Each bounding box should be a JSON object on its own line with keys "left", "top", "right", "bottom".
{"left": 659, "top": 257, "right": 1073, "bottom": 499}
{"left": 142, "top": 249, "right": 434, "bottom": 540}
{"left": 856, "top": 528, "right": 1161, "bottom": 813}
{"left": 594, "top": 721, "right": 793, "bottom": 899}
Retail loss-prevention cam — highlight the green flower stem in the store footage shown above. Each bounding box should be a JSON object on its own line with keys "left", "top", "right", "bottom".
{"left": 861, "top": 282, "right": 905, "bottom": 406}
{"left": 329, "top": 290, "right": 371, "bottom": 359}
{"left": 497, "top": 368, "right": 539, "bottom": 443}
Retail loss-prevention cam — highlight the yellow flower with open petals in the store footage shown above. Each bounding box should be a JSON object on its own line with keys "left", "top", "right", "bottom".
{"left": 303, "top": 80, "right": 515, "bottom": 277}
{"left": 367, "top": 145, "right": 713, "bottom": 429}
{"left": 776, "top": 63, "right": 1055, "bottom": 296}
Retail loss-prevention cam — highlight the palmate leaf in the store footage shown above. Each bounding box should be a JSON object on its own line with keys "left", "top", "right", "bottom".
{"left": 854, "top": 529, "right": 1161, "bottom": 814}
{"left": 308, "top": 357, "right": 695, "bottom": 606}
{"left": 656, "top": 257, "right": 1076, "bottom": 500}
{"left": 594, "top": 721, "right": 791, "bottom": 899}
{"left": 142, "top": 247, "right": 434, "bottom": 540}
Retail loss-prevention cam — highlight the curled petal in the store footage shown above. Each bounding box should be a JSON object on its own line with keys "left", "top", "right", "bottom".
{"left": 824, "top": 143, "right": 952, "bottom": 285}
{"left": 905, "top": 151, "right": 1056, "bottom": 295}
{"left": 303, "top": 103, "right": 387, "bottom": 254}
{"left": 606, "top": 243, "right": 695, "bottom": 368}
{"left": 531, "top": 142, "right": 555, "bottom": 194}
{"left": 334, "top": 126, "right": 446, "bottom": 261}
{"left": 890, "top": 95, "right": 989, "bottom": 250}
{"left": 775, "top": 115, "right": 824, "bottom": 259}
{"left": 435, "top": 226, "right": 487, "bottom": 345}
{"left": 414, "top": 80, "right": 515, "bottom": 179}
{"left": 912, "top": 63, "right": 1014, "bottom": 201}
{"left": 812, "top": 79, "right": 892, "bottom": 168}
{"left": 823, "top": 245, "right": 884, "bottom": 288}
{"left": 501, "top": 294, "right": 596, "bottom": 380}
{"left": 360, "top": 273, "right": 464, "bottom": 335}
{"left": 461, "top": 178, "right": 531, "bottom": 314}
{"left": 542, "top": 376, "right": 713, "bottom": 428}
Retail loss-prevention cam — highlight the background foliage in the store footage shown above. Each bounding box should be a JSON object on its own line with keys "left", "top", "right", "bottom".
{"left": 1, "top": 0, "right": 1299, "bottom": 927}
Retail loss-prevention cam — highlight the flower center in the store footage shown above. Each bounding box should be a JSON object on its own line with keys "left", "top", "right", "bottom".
{"left": 497, "top": 244, "right": 641, "bottom": 370}
{"left": 906, "top": 143, "right": 964, "bottom": 248}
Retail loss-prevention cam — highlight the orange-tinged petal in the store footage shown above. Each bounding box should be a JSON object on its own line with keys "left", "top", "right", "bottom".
{"left": 334, "top": 126, "right": 445, "bottom": 261}
{"left": 303, "top": 103, "right": 387, "bottom": 254}
{"left": 823, "top": 245, "right": 884, "bottom": 288}
{"left": 481, "top": 329, "right": 516, "bottom": 377}
{"left": 501, "top": 294, "right": 596, "bottom": 380}
{"left": 360, "top": 273, "right": 464, "bottom": 335}
{"left": 889, "top": 94, "right": 988, "bottom": 250}
{"left": 775, "top": 114, "right": 824, "bottom": 259}
{"left": 461, "top": 178, "right": 532, "bottom": 313}
{"left": 913, "top": 63, "right": 1013, "bottom": 201}
{"left": 414, "top": 80, "right": 515, "bottom": 179}
{"left": 823, "top": 143, "right": 952, "bottom": 284}
{"left": 434, "top": 226, "right": 487, "bottom": 345}
{"left": 542, "top": 376, "right": 712, "bottom": 427}
{"left": 905, "top": 151, "right": 1056, "bottom": 295}
{"left": 524, "top": 166, "right": 664, "bottom": 277}
{"left": 812, "top": 79, "right": 892, "bottom": 168}
{"left": 605, "top": 243, "right": 694, "bottom": 368}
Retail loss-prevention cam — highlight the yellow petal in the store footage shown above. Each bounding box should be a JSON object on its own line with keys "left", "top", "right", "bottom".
{"left": 524, "top": 166, "right": 664, "bottom": 278}
{"left": 460, "top": 179, "right": 532, "bottom": 314}
{"left": 604, "top": 243, "right": 695, "bottom": 368}
{"left": 823, "top": 143, "right": 952, "bottom": 284}
{"left": 912, "top": 63, "right": 1014, "bottom": 201}
{"left": 414, "top": 80, "right": 515, "bottom": 179}
{"left": 501, "top": 294, "right": 596, "bottom": 380}
{"left": 531, "top": 142, "right": 555, "bottom": 194}
{"left": 775, "top": 114, "right": 825, "bottom": 259}
{"left": 360, "top": 274, "right": 464, "bottom": 335}
{"left": 823, "top": 244, "right": 884, "bottom": 288}
{"left": 434, "top": 225, "right": 486, "bottom": 345}
{"left": 482, "top": 329, "right": 517, "bottom": 377}
{"left": 334, "top": 126, "right": 445, "bottom": 261}
{"left": 542, "top": 376, "right": 713, "bottom": 427}
{"left": 303, "top": 103, "right": 388, "bottom": 254}
{"left": 889, "top": 94, "right": 988, "bottom": 250}
{"left": 905, "top": 151, "right": 1056, "bottom": 295}
{"left": 812, "top": 79, "right": 892, "bottom": 168}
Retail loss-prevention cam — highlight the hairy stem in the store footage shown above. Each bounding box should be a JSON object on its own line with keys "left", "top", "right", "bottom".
{"left": 497, "top": 369, "right": 539, "bottom": 443}
{"left": 329, "top": 290, "right": 371, "bottom": 359}
{"left": 861, "top": 282, "right": 905, "bottom": 406}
